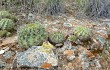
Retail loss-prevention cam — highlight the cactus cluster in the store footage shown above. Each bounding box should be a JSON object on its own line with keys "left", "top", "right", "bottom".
{"left": 49, "top": 31, "right": 65, "bottom": 44}
{"left": 17, "top": 23, "right": 47, "bottom": 48}
{"left": 73, "top": 26, "right": 92, "bottom": 41}
{"left": 0, "top": 18, "right": 14, "bottom": 31}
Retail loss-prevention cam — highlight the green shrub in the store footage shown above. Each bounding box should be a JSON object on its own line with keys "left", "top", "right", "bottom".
{"left": 17, "top": 23, "right": 47, "bottom": 48}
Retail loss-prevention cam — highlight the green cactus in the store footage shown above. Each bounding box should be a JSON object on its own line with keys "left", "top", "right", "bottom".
{"left": 67, "top": 35, "right": 77, "bottom": 42}
{"left": 0, "top": 30, "right": 11, "bottom": 37}
{"left": 49, "top": 31, "right": 65, "bottom": 44}
{"left": 0, "top": 11, "right": 17, "bottom": 22}
{"left": 0, "top": 11, "right": 10, "bottom": 18}
{"left": 17, "top": 23, "right": 47, "bottom": 48}
{"left": 0, "top": 18, "right": 14, "bottom": 31}
{"left": 73, "top": 26, "right": 92, "bottom": 41}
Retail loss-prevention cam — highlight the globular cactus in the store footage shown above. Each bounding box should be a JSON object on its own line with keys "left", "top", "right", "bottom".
{"left": 73, "top": 26, "right": 92, "bottom": 41}
{"left": 0, "top": 18, "right": 14, "bottom": 31}
{"left": 0, "top": 11, "right": 10, "bottom": 18}
{"left": 67, "top": 35, "right": 77, "bottom": 42}
{"left": 0, "top": 11, "right": 17, "bottom": 22}
{"left": 17, "top": 23, "right": 47, "bottom": 48}
{"left": 0, "top": 30, "right": 11, "bottom": 37}
{"left": 49, "top": 31, "right": 65, "bottom": 44}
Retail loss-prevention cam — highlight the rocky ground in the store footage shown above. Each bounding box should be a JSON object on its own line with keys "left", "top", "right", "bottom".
{"left": 0, "top": 14, "right": 110, "bottom": 70}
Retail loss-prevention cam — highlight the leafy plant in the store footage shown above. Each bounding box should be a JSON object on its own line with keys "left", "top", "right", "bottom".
{"left": 17, "top": 23, "right": 47, "bottom": 48}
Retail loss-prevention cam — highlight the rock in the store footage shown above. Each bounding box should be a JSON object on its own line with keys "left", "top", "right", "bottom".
{"left": 41, "top": 62, "right": 52, "bottom": 69}
{"left": 28, "top": 13, "right": 35, "bottom": 21}
{"left": 94, "top": 59, "right": 101, "bottom": 69}
{"left": 82, "top": 61, "right": 89, "bottom": 70}
{"left": 67, "top": 62, "right": 74, "bottom": 69}
{"left": 86, "top": 51, "right": 95, "bottom": 59}
{"left": 3, "top": 51, "right": 15, "bottom": 59}
{"left": 0, "top": 59, "right": 6, "bottom": 67}
{"left": 64, "top": 50, "right": 74, "bottom": 56}
{"left": 0, "top": 36, "right": 17, "bottom": 47}
{"left": 17, "top": 46, "right": 58, "bottom": 68}
{"left": 0, "top": 50, "right": 5, "bottom": 54}
{"left": 67, "top": 55, "right": 75, "bottom": 61}
{"left": 63, "top": 22, "right": 72, "bottom": 28}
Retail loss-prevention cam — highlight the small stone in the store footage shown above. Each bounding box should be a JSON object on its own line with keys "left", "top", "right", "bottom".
{"left": 0, "top": 59, "right": 6, "bottom": 67}
{"left": 3, "top": 51, "right": 15, "bottom": 59}
{"left": 68, "top": 62, "right": 73, "bottom": 69}
{"left": 67, "top": 55, "right": 75, "bottom": 61}
{"left": 41, "top": 62, "right": 52, "bottom": 69}
{"left": 64, "top": 50, "right": 74, "bottom": 56}
{"left": 63, "top": 22, "right": 72, "bottom": 27}
{"left": 47, "top": 57, "right": 58, "bottom": 66}
{"left": 82, "top": 61, "right": 89, "bottom": 70}
{"left": 86, "top": 51, "right": 95, "bottom": 59}
{"left": 0, "top": 50, "right": 5, "bottom": 54}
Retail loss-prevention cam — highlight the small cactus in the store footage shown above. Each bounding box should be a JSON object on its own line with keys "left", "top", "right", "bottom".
{"left": 73, "top": 26, "right": 92, "bottom": 41}
{"left": 0, "top": 11, "right": 10, "bottom": 18}
{"left": 0, "top": 18, "right": 14, "bottom": 31}
{"left": 17, "top": 23, "right": 47, "bottom": 48}
{"left": 0, "top": 11, "right": 17, "bottom": 22}
{"left": 49, "top": 31, "right": 65, "bottom": 44}
{"left": 0, "top": 30, "right": 11, "bottom": 37}
{"left": 67, "top": 35, "right": 77, "bottom": 42}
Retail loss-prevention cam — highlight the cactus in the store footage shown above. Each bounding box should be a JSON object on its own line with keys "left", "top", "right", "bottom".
{"left": 0, "top": 11, "right": 17, "bottom": 22}
{"left": 73, "top": 26, "right": 92, "bottom": 41}
{"left": 0, "top": 30, "right": 11, "bottom": 37}
{"left": 67, "top": 35, "right": 77, "bottom": 42}
{"left": 49, "top": 31, "right": 65, "bottom": 44}
{"left": 17, "top": 23, "right": 47, "bottom": 48}
{"left": 0, "top": 18, "right": 14, "bottom": 31}
{"left": 0, "top": 11, "right": 10, "bottom": 18}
